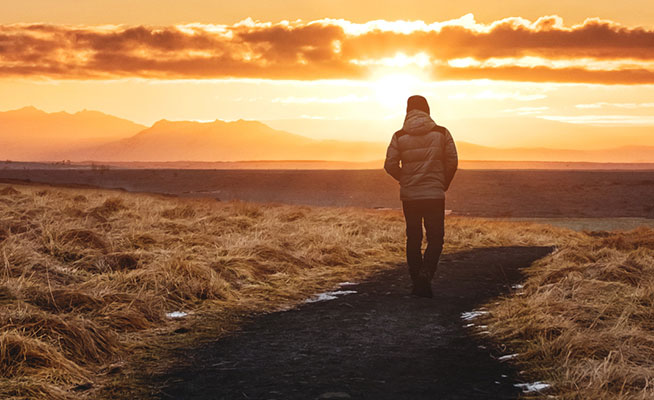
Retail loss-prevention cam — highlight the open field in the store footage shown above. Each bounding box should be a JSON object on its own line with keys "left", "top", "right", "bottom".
{"left": 3, "top": 168, "right": 654, "bottom": 219}
{"left": 2, "top": 182, "right": 654, "bottom": 399}
{"left": 5, "top": 160, "right": 654, "bottom": 171}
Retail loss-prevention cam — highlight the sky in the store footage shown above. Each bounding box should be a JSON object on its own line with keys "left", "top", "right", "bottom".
{"left": 1, "top": 0, "right": 653, "bottom": 149}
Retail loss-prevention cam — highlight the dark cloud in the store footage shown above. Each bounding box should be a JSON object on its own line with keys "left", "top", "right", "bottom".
{"left": 0, "top": 17, "right": 652, "bottom": 83}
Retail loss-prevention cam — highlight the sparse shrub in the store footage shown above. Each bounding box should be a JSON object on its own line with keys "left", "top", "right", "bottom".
{"left": 145, "top": 255, "right": 229, "bottom": 302}
{"left": 29, "top": 263, "right": 82, "bottom": 286}
{"left": 58, "top": 229, "right": 108, "bottom": 251}
{"left": 230, "top": 201, "right": 263, "bottom": 219}
{"left": 87, "top": 198, "right": 126, "bottom": 221}
{"left": 63, "top": 207, "right": 85, "bottom": 218}
{"left": 224, "top": 216, "right": 253, "bottom": 232}
{"left": 128, "top": 234, "right": 157, "bottom": 249}
{"left": 279, "top": 210, "right": 306, "bottom": 222}
{"left": 593, "top": 227, "right": 654, "bottom": 250}
{"left": 27, "top": 287, "right": 103, "bottom": 313}
{"left": 161, "top": 205, "right": 196, "bottom": 219}
{"left": 0, "top": 331, "right": 87, "bottom": 379}
{"left": 0, "top": 186, "right": 20, "bottom": 196}
{"left": 104, "top": 253, "right": 139, "bottom": 271}
{"left": 319, "top": 245, "right": 359, "bottom": 266}
{"left": 0, "top": 311, "right": 117, "bottom": 364}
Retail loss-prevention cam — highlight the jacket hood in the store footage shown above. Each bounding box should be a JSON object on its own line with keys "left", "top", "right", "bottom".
{"left": 402, "top": 109, "right": 437, "bottom": 135}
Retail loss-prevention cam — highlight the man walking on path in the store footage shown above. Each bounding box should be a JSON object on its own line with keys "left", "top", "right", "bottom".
{"left": 384, "top": 95, "right": 458, "bottom": 297}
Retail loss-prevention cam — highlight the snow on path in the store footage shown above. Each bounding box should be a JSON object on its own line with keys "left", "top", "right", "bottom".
{"left": 305, "top": 290, "right": 357, "bottom": 303}
{"left": 460, "top": 310, "right": 489, "bottom": 321}
{"left": 166, "top": 311, "right": 189, "bottom": 318}
{"left": 514, "top": 381, "right": 551, "bottom": 393}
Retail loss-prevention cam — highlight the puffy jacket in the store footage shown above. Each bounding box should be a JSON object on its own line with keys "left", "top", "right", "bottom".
{"left": 384, "top": 109, "right": 458, "bottom": 201}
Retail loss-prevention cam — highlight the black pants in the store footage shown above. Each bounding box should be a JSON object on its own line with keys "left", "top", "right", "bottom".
{"left": 402, "top": 199, "right": 445, "bottom": 283}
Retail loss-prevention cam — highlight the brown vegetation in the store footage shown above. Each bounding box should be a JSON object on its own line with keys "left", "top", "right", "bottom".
{"left": 1, "top": 182, "right": 552, "bottom": 399}
{"left": 2, "top": 181, "right": 653, "bottom": 399}
{"left": 485, "top": 229, "right": 654, "bottom": 399}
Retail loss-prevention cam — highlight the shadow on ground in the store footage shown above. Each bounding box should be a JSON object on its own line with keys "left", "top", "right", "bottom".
{"left": 156, "top": 246, "right": 552, "bottom": 400}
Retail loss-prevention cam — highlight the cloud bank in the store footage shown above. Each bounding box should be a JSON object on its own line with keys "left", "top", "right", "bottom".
{"left": 1, "top": 14, "right": 653, "bottom": 83}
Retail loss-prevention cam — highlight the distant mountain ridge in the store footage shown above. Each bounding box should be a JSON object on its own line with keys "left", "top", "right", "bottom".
{"left": 0, "top": 107, "right": 146, "bottom": 160}
{"left": 1, "top": 106, "right": 654, "bottom": 163}
{"left": 78, "top": 118, "right": 386, "bottom": 162}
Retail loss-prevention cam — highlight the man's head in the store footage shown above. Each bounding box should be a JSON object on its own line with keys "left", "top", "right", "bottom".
{"left": 406, "top": 95, "right": 430, "bottom": 115}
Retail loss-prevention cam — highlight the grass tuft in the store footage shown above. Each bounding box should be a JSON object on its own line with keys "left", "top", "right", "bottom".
{"left": 486, "top": 228, "right": 654, "bottom": 399}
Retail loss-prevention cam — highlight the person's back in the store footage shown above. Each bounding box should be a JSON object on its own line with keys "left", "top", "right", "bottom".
{"left": 384, "top": 95, "right": 458, "bottom": 297}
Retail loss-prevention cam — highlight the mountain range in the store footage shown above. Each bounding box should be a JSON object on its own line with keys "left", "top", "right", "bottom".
{"left": 1, "top": 106, "right": 654, "bottom": 163}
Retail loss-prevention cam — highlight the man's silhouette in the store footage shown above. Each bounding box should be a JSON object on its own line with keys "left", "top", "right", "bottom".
{"left": 384, "top": 95, "right": 458, "bottom": 297}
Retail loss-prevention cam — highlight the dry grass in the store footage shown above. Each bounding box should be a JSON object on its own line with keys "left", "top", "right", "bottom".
{"left": 2, "top": 181, "right": 647, "bottom": 399}
{"left": 0, "top": 182, "right": 555, "bottom": 399}
{"left": 485, "top": 227, "right": 654, "bottom": 399}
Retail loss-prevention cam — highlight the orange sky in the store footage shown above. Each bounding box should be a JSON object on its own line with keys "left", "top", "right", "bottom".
{"left": 3, "top": 0, "right": 654, "bottom": 27}
{"left": 1, "top": 1, "right": 653, "bottom": 150}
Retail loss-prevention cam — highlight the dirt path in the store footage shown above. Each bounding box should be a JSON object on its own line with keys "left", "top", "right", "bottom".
{"left": 155, "top": 246, "right": 551, "bottom": 400}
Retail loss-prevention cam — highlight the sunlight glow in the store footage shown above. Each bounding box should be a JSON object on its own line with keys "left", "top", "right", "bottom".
{"left": 371, "top": 73, "right": 426, "bottom": 109}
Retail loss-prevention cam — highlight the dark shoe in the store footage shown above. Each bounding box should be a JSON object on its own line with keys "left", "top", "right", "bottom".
{"left": 411, "top": 274, "right": 433, "bottom": 298}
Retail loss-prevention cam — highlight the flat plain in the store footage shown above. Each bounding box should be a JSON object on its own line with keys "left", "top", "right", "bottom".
{"left": 2, "top": 168, "right": 654, "bottom": 218}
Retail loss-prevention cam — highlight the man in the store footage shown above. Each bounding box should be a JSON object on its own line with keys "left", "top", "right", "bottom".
{"left": 384, "top": 95, "right": 458, "bottom": 298}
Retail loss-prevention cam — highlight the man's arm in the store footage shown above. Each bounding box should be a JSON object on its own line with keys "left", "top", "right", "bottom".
{"left": 443, "top": 129, "right": 458, "bottom": 191}
{"left": 384, "top": 133, "right": 402, "bottom": 182}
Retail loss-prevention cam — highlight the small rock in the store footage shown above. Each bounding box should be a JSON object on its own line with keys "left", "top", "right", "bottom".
{"left": 317, "top": 392, "right": 351, "bottom": 399}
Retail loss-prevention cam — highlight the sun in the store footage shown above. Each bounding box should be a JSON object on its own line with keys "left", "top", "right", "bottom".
{"left": 372, "top": 73, "right": 426, "bottom": 110}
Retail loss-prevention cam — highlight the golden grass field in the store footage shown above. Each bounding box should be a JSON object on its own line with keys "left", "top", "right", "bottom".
{"left": 0, "top": 182, "right": 652, "bottom": 399}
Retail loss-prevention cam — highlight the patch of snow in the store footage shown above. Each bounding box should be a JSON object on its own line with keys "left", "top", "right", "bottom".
{"left": 460, "top": 310, "right": 489, "bottom": 321}
{"left": 305, "top": 290, "right": 357, "bottom": 303}
{"left": 499, "top": 353, "right": 519, "bottom": 361}
{"left": 514, "top": 382, "right": 551, "bottom": 393}
{"left": 478, "top": 325, "right": 488, "bottom": 329}
{"left": 339, "top": 282, "right": 359, "bottom": 286}
{"left": 463, "top": 323, "right": 475, "bottom": 328}
{"left": 166, "top": 311, "right": 188, "bottom": 319}
{"left": 512, "top": 284, "right": 524, "bottom": 289}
